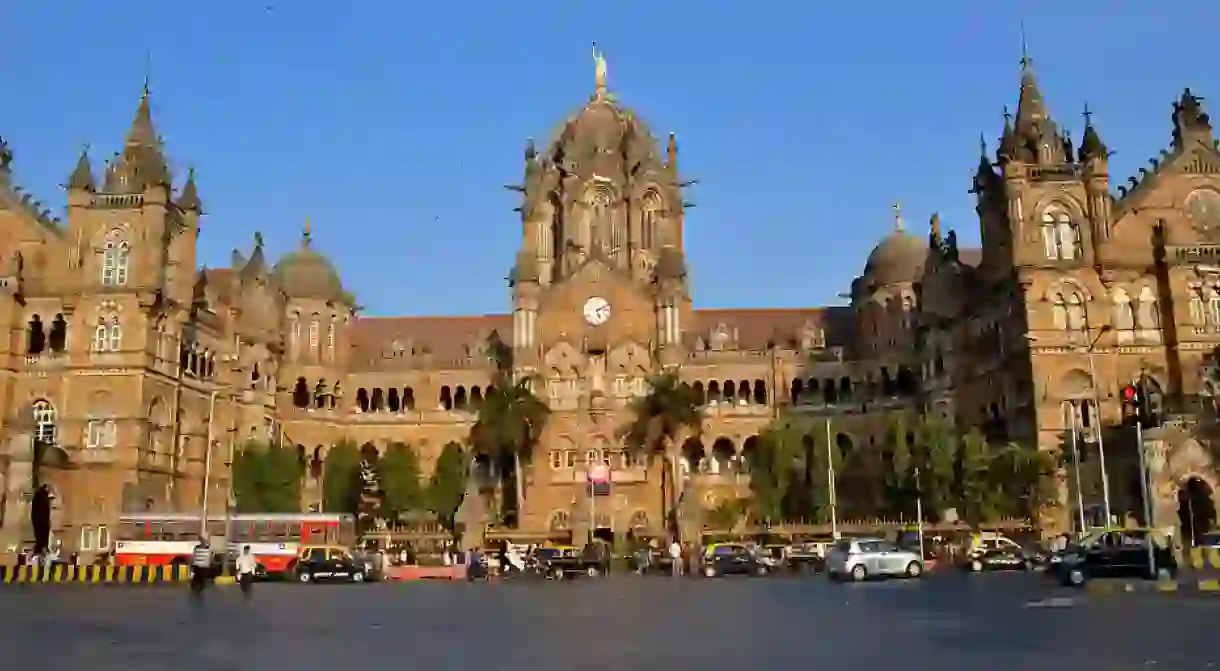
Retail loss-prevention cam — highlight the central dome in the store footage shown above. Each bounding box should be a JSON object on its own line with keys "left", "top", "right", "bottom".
{"left": 273, "top": 233, "right": 350, "bottom": 304}
{"left": 864, "top": 230, "right": 927, "bottom": 285}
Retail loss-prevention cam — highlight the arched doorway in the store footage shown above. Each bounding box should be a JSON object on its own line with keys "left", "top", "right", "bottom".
{"left": 1178, "top": 476, "right": 1217, "bottom": 546}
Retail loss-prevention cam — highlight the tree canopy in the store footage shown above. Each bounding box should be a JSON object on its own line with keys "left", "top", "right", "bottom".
{"left": 428, "top": 441, "right": 469, "bottom": 530}
{"left": 621, "top": 372, "right": 703, "bottom": 457}
{"left": 323, "top": 439, "right": 362, "bottom": 515}
{"left": 379, "top": 442, "right": 424, "bottom": 521}
{"left": 232, "top": 441, "right": 303, "bottom": 513}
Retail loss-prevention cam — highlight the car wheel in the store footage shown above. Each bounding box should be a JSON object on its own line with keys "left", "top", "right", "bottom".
{"left": 351, "top": 571, "right": 365, "bottom": 583}
{"left": 905, "top": 561, "right": 922, "bottom": 578}
{"left": 970, "top": 559, "right": 984, "bottom": 573}
{"left": 1067, "top": 568, "right": 1086, "bottom": 587}
{"left": 297, "top": 571, "right": 311, "bottom": 584}
{"left": 755, "top": 565, "right": 769, "bottom": 577}
{"left": 586, "top": 566, "right": 600, "bottom": 578}
{"left": 1023, "top": 560, "right": 1034, "bottom": 572}
{"left": 850, "top": 564, "right": 867, "bottom": 582}
{"left": 703, "top": 565, "right": 717, "bottom": 578}
{"left": 551, "top": 567, "right": 564, "bottom": 581}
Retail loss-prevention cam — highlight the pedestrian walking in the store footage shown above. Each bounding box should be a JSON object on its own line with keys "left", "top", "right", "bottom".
{"left": 668, "top": 539, "right": 682, "bottom": 577}
{"left": 235, "top": 545, "right": 257, "bottom": 600}
{"left": 190, "top": 537, "right": 211, "bottom": 600}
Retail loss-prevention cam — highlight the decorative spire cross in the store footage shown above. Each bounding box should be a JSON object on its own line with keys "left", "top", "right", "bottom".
{"left": 593, "top": 41, "right": 607, "bottom": 95}
{"left": 303, "top": 216, "right": 312, "bottom": 247}
{"left": 892, "top": 201, "right": 904, "bottom": 231}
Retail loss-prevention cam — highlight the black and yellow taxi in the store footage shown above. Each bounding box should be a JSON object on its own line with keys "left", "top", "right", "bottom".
{"left": 701, "top": 542, "right": 771, "bottom": 578}
{"left": 294, "top": 545, "right": 370, "bottom": 584}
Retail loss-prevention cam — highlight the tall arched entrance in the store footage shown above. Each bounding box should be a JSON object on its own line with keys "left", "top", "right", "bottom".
{"left": 1178, "top": 476, "right": 1217, "bottom": 546}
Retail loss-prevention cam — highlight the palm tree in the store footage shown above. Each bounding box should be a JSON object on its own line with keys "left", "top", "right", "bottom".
{"left": 620, "top": 372, "right": 703, "bottom": 536}
{"left": 468, "top": 333, "right": 549, "bottom": 526}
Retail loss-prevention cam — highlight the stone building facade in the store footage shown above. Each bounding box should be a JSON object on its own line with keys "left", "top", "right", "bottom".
{"left": 2, "top": 59, "right": 1219, "bottom": 553}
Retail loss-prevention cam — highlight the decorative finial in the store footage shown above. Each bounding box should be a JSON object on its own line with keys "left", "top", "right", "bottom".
{"left": 1003, "top": 105, "right": 1012, "bottom": 123}
{"left": 593, "top": 41, "right": 607, "bottom": 94}
{"left": 1082, "top": 103, "right": 1093, "bottom": 126}
{"left": 143, "top": 50, "right": 152, "bottom": 97}
{"left": 1019, "top": 20, "right": 1031, "bottom": 70}
{"left": 253, "top": 231, "right": 264, "bottom": 250}
{"left": 892, "top": 202, "right": 904, "bottom": 231}
{"left": 930, "top": 213, "right": 941, "bottom": 240}
{"left": 979, "top": 133, "right": 987, "bottom": 156}
{"left": 303, "top": 217, "right": 312, "bottom": 247}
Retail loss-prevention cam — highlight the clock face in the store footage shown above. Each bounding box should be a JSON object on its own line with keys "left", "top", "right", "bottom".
{"left": 583, "top": 296, "right": 611, "bottom": 326}
{"left": 1189, "top": 189, "right": 1220, "bottom": 239}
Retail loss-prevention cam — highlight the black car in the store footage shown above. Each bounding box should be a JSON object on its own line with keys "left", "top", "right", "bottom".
{"left": 1052, "top": 529, "right": 1177, "bottom": 586}
{"left": 295, "top": 547, "right": 370, "bottom": 584}
{"left": 701, "top": 543, "right": 771, "bottom": 578}
{"left": 963, "top": 546, "right": 1035, "bottom": 572}
{"left": 534, "top": 546, "right": 606, "bottom": 579}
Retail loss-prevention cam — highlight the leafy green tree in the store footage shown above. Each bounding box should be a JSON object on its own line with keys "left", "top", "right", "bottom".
{"left": 992, "top": 441, "right": 1062, "bottom": 522}
{"left": 231, "top": 441, "right": 303, "bottom": 512}
{"left": 883, "top": 415, "right": 915, "bottom": 516}
{"left": 379, "top": 442, "right": 423, "bottom": 521}
{"left": 621, "top": 372, "right": 704, "bottom": 534}
{"left": 913, "top": 416, "right": 958, "bottom": 519}
{"left": 428, "top": 441, "right": 469, "bottom": 530}
{"left": 957, "top": 428, "right": 1000, "bottom": 526}
{"left": 323, "top": 439, "right": 362, "bottom": 514}
{"left": 748, "top": 420, "right": 803, "bottom": 524}
{"left": 706, "top": 498, "right": 746, "bottom": 531}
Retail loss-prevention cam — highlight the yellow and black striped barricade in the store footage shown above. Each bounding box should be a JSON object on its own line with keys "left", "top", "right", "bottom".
{"left": 1187, "top": 547, "right": 1220, "bottom": 591}
{"left": 0, "top": 564, "right": 191, "bottom": 584}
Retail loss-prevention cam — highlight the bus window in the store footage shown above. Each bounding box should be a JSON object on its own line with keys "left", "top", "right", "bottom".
{"left": 325, "top": 524, "right": 338, "bottom": 545}
{"left": 270, "top": 523, "right": 289, "bottom": 541}
{"left": 303, "top": 524, "right": 323, "bottom": 544}
{"left": 286, "top": 523, "right": 302, "bottom": 542}
{"left": 207, "top": 520, "right": 226, "bottom": 539}
{"left": 119, "top": 522, "right": 139, "bottom": 540}
{"left": 255, "top": 522, "right": 276, "bottom": 542}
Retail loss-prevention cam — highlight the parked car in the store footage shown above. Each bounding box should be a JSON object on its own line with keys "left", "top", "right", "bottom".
{"left": 295, "top": 546, "right": 370, "bottom": 584}
{"left": 701, "top": 543, "right": 772, "bottom": 578}
{"left": 826, "top": 537, "right": 924, "bottom": 582}
{"left": 963, "top": 533, "right": 1037, "bottom": 572}
{"left": 786, "top": 539, "right": 831, "bottom": 573}
{"left": 534, "top": 546, "right": 606, "bottom": 579}
{"left": 1051, "top": 528, "right": 1177, "bottom": 587}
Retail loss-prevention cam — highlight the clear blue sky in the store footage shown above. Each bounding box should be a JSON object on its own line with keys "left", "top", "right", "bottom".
{"left": 2, "top": 1, "right": 1216, "bottom": 316}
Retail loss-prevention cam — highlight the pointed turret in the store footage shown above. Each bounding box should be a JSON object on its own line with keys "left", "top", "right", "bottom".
{"left": 997, "top": 108, "right": 1017, "bottom": 163}
{"left": 240, "top": 232, "right": 267, "bottom": 281}
{"left": 177, "top": 167, "right": 201, "bottom": 212}
{"left": 1079, "top": 105, "right": 1109, "bottom": 163}
{"left": 67, "top": 146, "right": 96, "bottom": 192}
{"left": 973, "top": 135, "right": 1000, "bottom": 193}
{"left": 667, "top": 132, "right": 678, "bottom": 171}
{"left": 1010, "top": 55, "right": 1066, "bottom": 164}
{"left": 103, "top": 85, "right": 171, "bottom": 193}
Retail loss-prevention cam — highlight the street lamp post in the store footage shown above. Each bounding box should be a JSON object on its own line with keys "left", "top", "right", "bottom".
{"left": 1085, "top": 325, "right": 1113, "bottom": 527}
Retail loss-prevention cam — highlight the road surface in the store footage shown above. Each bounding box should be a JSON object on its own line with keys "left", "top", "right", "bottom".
{"left": 1, "top": 573, "right": 1216, "bottom": 669}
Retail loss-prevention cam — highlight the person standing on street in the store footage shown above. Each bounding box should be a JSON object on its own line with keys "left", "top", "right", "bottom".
{"left": 190, "top": 537, "right": 212, "bottom": 599}
{"left": 668, "top": 539, "right": 682, "bottom": 577}
{"left": 235, "top": 545, "right": 257, "bottom": 599}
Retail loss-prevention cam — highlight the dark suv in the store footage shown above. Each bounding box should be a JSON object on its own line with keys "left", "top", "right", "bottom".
{"left": 295, "top": 547, "right": 369, "bottom": 584}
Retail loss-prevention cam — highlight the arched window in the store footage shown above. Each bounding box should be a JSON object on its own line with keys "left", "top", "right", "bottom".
{"left": 1041, "top": 210, "right": 1079, "bottom": 261}
{"left": 1065, "top": 291, "right": 1086, "bottom": 331}
{"left": 1209, "top": 288, "right": 1220, "bottom": 327}
{"left": 641, "top": 193, "right": 661, "bottom": 251}
{"left": 326, "top": 321, "right": 336, "bottom": 361}
{"left": 290, "top": 318, "right": 300, "bottom": 358}
{"left": 1190, "top": 290, "right": 1206, "bottom": 326}
{"left": 308, "top": 319, "right": 319, "bottom": 351}
{"left": 1135, "top": 286, "right": 1160, "bottom": 329}
{"left": 589, "top": 188, "right": 611, "bottom": 250}
{"left": 32, "top": 400, "right": 57, "bottom": 444}
{"left": 93, "top": 315, "right": 121, "bottom": 352}
{"left": 1112, "top": 289, "right": 1134, "bottom": 331}
{"left": 1050, "top": 292, "right": 1069, "bottom": 330}
{"left": 101, "top": 238, "right": 130, "bottom": 287}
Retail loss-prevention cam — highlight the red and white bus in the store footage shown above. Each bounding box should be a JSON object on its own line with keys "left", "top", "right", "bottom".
{"left": 115, "top": 512, "right": 356, "bottom": 574}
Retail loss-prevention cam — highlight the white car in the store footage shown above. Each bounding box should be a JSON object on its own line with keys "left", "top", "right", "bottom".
{"left": 826, "top": 537, "right": 924, "bottom": 581}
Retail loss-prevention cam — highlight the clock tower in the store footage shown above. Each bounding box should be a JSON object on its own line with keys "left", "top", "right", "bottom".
{"left": 504, "top": 54, "right": 692, "bottom": 537}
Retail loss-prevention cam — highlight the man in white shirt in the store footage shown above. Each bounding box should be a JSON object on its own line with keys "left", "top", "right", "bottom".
{"left": 190, "top": 537, "right": 212, "bottom": 597}
{"left": 669, "top": 539, "right": 682, "bottom": 577}
{"left": 235, "top": 545, "right": 257, "bottom": 598}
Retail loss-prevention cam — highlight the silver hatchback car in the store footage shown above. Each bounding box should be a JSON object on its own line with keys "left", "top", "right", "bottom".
{"left": 826, "top": 537, "right": 924, "bottom": 581}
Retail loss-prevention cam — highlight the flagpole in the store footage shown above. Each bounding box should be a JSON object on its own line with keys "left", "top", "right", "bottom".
{"left": 826, "top": 419, "right": 838, "bottom": 540}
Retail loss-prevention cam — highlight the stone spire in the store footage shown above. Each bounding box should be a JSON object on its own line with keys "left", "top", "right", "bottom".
{"left": 593, "top": 41, "right": 608, "bottom": 98}
{"left": 103, "top": 84, "right": 171, "bottom": 192}
{"left": 67, "top": 146, "right": 95, "bottom": 191}
{"left": 0, "top": 136, "right": 12, "bottom": 175}
{"left": 176, "top": 167, "right": 201, "bottom": 211}
{"left": 1079, "top": 104, "right": 1108, "bottom": 163}
{"left": 1010, "top": 51, "right": 1066, "bottom": 164}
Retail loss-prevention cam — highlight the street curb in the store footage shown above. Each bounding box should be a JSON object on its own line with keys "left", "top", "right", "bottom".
{"left": 1082, "top": 579, "right": 1220, "bottom": 595}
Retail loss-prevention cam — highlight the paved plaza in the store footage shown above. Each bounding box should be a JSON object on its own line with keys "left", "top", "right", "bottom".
{"left": 1, "top": 574, "right": 1217, "bottom": 670}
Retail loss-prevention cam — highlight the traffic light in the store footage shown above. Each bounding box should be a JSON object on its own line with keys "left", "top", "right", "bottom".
{"left": 1121, "top": 379, "right": 1156, "bottom": 426}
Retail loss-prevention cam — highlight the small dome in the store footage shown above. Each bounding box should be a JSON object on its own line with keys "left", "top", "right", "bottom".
{"left": 864, "top": 230, "right": 927, "bottom": 285}
{"left": 273, "top": 234, "right": 349, "bottom": 303}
